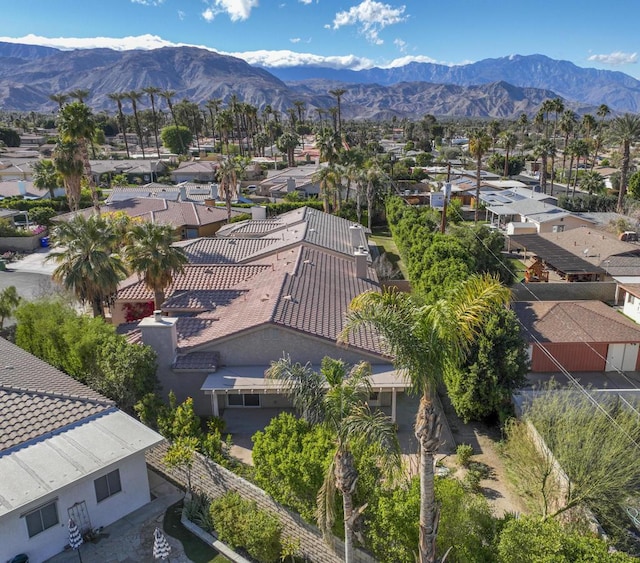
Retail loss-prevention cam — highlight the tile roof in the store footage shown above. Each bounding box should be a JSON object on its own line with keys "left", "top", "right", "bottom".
{"left": 512, "top": 301, "right": 640, "bottom": 344}
{"left": 117, "top": 264, "right": 271, "bottom": 301}
{"left": 173, "top": 351, "right": 220, "bottom": 371}
{"left": 0, "top": 338, "right": 113, "bottom": 453}
{"left": 176, "top": 236, "right": 300, "bottom": 264}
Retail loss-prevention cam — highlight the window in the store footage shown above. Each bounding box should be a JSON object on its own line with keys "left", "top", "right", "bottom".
{"left": 25, "top": 501, "right": 59, "bottom": 538}
{"left": 94, "top": 469, "right": 122, "bottom": 502}
{"left": 227, "top": 393, "right": 260, "bottom": 407}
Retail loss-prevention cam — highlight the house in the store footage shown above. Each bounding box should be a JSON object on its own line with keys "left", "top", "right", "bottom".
{"left": 89, "top": 159, "right": 167, "bottom": 185}
{"left": 55, "top": 197, "right": 242, "bottom": 240}
{"left": 170, "top": 160, "right": 219, "bottom": 183}
{"left": 513, "top": 300, "right": 640, "bottom": 372}
{"left": 0, "top": 179, "right": 63, "bottom": 201}
{"left": 618, "top": 284, "right": 640, "bottom": 325}
{"left": 114, "top": 208, "right": 405, "bottom": 419}
{"left": 0, "top": 338, "right": 162, "bottom": 563}
{"left": 258, "top": 163, "right": 323, "bottom": 199}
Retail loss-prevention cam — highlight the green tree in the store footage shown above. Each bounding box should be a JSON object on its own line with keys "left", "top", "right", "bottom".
{"left": 125, "top": 222, "right": 188, "bottom": 310}
{"left": 0, "top": 286, "right": 21, "bottom": 329}
{"left": 497, "top": 516, "right": 635, "bottom": 563}
{"left": 252, "top": 412, "right": 334, "bottom": 522}
{"left": 444, "top": 307, "right": 529, "bottom": 423}
{"left": 164, "top": 436, "right": 199, "bottom": 492}
{"left": 276, "top": 131, "right": 299, "bottom": 167}
{"left": 533, "top": 139, "right": 554, "bottom": 195}
{"left": 609, "top": 113, "right": 640, "bottom": 210}
{"left": 341, "top": 275, "right": 509, "bottom": 563}
{"left": 0, "top": 126, "right": 20, "bottom": 147}
{"left": 627, "top": 170, "right": 640, "bottom": 199}
{"left": 266, "top": 356, "right": 400, "bottom": 563}
{"left": 217, "top": 156, "right": 247, "bottom": 221}
{"left": 160, "top": 125, "right": 192, "bottom": 155}
{"left": 32, "top": 159, "right": 60, "bottom": 200}
{"left": 108, "top": 92, "right": 131, "bottom": 158}
{"left": 48, "top": 214, "right": 128, "bottom": 317}
{"left": 125, "top": 90, "right": 146, "bottom": 159}
{"left": 142, "top": 86, "right": 162, "bottom": 158}
{"left": 580, "top": 171, "right": 606, "bottom": 196}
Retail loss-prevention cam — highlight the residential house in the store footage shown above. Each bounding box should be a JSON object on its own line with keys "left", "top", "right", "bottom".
{"left": 55, "top": 197, "right": 242, "bottom": 240}
{"left": 114, "top": 208, "right": 405, "bottom": 419}
{"left": 89, "top": 160, "right": 167, "bottom": 186}
{"left": 170, "top": 160, "right": 219, "bottom": 183}
{"left": 0, "top": 338, "right": 162, "bottom": 563}
{"left": 618, "top": 284, "right": 640, "bottom": 325}
{"left": 513, "top": 300, "right": 640, "bottom": 372}
{"left": 258, "top": 163, "right": 323, "bottom": 199}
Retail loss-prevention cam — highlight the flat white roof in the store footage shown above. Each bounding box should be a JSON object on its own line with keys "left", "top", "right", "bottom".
{"left": 0, "top": 410, "right": 163, "bottom": 517}
{"left": 201, "top": 364, "right": 408, "bottom": 393}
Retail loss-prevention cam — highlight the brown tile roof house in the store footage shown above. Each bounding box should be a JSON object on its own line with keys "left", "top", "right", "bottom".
{"left": 513, "top": 300, "right": 640, "bottom": 372}
{"left": 0, "top": 338, "right": 162, "bottom": 562}
{"left": 55, "top": 197, "right": 242, "bottom": 239}
{"left": 118, "top": 207, "right": 404, "bottom": 418}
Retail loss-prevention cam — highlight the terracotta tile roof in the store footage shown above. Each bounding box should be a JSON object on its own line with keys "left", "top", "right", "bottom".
{"left": 117, "top": 264, "right": 271, "bottom": 301}
{"left": 512, "top": 301, "right": 640, "bottom": 344}
{"left": 163, "top": 289, "right": 247, "bottom": 311}
{"left": 173, "top": 351, "right": 220, "bottom": 371}
{"left": 177, "top": 237, "right": 283, "bottom": 264}
{"left": 0, "top": 338, "right": 114, "bottom": 453}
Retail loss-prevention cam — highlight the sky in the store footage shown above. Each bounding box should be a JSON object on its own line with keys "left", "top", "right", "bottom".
{"left": 2, "top": 0, "right": 640, "bottom": 78}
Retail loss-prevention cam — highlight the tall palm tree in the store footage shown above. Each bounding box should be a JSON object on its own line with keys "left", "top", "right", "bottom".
{"left": 329, "top": 88, "right": 347, "bottom": 135}
{"left": 580, "top": 171, "right": 606, "bottom": 195}
{"left": 533, "top": 139, "right": 554, "bottom": 195}
{"left": 55, "top": 101, "right": 98, "bottom": 210}
{"left": 32, "top": 158, "right": 60, "bottom": 199}
{"left": 68, "top": 89, "right": 90, "bottom": 104}
{"left": 125, "top": 222, "right": 188, "bottom": 310}
{"left": 218, "top": 156, "right": 248, "bottom": 221}
{"left": 550, "top": 98, "right": 564, "bottom": 141}
{"left": 559, "top": 110, "right": 577, "bottom": 180}
{"left": 206, "top": 98, "right": 222, "bottom": 150}
{"left": 293, "top": 100, "right": 306, "bottom": 125}
{"left": 49, "top": 92, "right": 69, "bottom": 110}
{"left": 143, "top": 86, "right": 162, "bottom": 158}
{"left": 312, "top": 165, "right": 340, "bottom": 214}
{"left": 340, "top": 275, "right": 509, "bottom": 563}
{"left": 468, "top": 129, "right": 491, "bottom": 222}
{"left": 517, "top": 113, "right": 528, "bottom": 155}
{"left": 591, "top": 104, "right": 611, "bottom": 171}
{"left": 52, "top": 140, "right": 83, "bottom": 211}
{"left": 276, "top": 131, "right": 299, "bottom": 168}
{"left": 569, "top": 139, "right": 590, "bottom": 196}
{"left": 216, "top": 109, "right": 234, "bottom": 155}
{"left": 126, "top": 90, "right": 146, "bottom": 159}
{"left": 500, "top": 131, "right": 518, "bottom": 177}
{"left": 108, "top": 92, "right": 131, "bottom": 159}
{"left": 266, "top": 356, "right": 400, "bottom": 563}
{"left": 48, "top": 214, "right": 128, "bottom": 317}
{"left": 609, "top": 113, "right": 640, "bottom": 210}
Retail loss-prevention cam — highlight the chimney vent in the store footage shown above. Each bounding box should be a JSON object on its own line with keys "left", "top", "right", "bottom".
{"left": 154, "top": 310, "right": 163, "bottom": 322}
{"left": 350, "top": 225, "right": 363, "bottom": 248}
{"left": 354, "top": 248, "right": 368, "bottom": 279}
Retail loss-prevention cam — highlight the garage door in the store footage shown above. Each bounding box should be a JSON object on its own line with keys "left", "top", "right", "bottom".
{"left": 606, "top": 343, "right": 639, "bottom": 372}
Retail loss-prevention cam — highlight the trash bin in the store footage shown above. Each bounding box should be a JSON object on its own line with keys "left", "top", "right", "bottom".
{"left": 10, "top": 554, "right": 29, "bottom": 563}
{"left": 0, "top": 259, "right": 5, "bottom": 271}
{"left": 40, "top": 236, "right": 49, "bottom": 248}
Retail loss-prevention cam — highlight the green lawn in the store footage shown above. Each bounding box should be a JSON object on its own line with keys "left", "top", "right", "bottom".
{"left": 508, "top": 258, "right": 527, "bottom": 283}
{"left": 370, "top": 227, "right": 408, "bottom": 279}
{"left": 164, "top": 501, "right": 229, "bottom": 563}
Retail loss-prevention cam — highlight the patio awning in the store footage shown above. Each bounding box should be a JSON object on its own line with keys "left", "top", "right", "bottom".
{"left": 200, "top": 365, "right": 408, "bottom": 394}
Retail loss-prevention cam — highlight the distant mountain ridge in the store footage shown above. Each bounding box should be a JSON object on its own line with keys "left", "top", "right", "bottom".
{"left": 0, "top": 43, "right": 633, "bottom": 118}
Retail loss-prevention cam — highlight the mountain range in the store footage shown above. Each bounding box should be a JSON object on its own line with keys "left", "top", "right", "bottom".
{"left": 0, "top": 42, "right": 638, "bottom": 119}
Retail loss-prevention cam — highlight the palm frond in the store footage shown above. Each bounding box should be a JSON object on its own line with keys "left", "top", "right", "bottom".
{"left": 316, "top": 455, "right": 337, "bottom": 537}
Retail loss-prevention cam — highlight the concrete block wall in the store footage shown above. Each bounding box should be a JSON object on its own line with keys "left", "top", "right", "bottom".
{"left": 146, "top": 442, "right": 375, "bottom": 563}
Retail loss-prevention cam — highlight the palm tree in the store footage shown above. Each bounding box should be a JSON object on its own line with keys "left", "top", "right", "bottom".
{"left": 591, "top": 104, "right": 611, "bottom": 171}
{"left": 53, "top": 139, "right": 83, "bottom": 211}
{"left": 517, "top": 113, "right": 528, "bottom": 155}
{"left": 580, "top": 171, "right": 606, "bottom": 195}
{"left": 206, "top": 98, "right": 222, "bottom": 149}
{"left": 329, "top": 88, "right": 347, "bottom": 135}
{"left": 48, "top": 214, "right": 128, "bottom": 317}
{"left": 216, "top": 109, "right": 234, "bottom": 156}
{"left": 125, "top": 90, "right": 146, "bottom": 159}
{"left": 32, "top": 158, "right": 60, "bottom": 199}
{"left": 559, "top": 110, "right": 577, "bottom": 180}
{"left": 340, "top": 275, "right": 509, "bottom": 563}
{"left": 312, "top": 165, "right": 340, "bottom": 214}
{"left": 293, "top": 100, "right": 306, "bottom": 125}
{"left": 468, "top": 129, "right": 491, "bottom": 222}
{"left": 266, "top": 356, "right": 400, "bottom": 563}
{"left": 55, "top": 101, "right": 98, "bottom": 210}
{"left": 609, "top": 113, "right": 640, "bottom": 210}
{"left": 68, "top": 89, "right": 90, "bottom": 104}
{"left": 143, "top": 86, "right": 162, "bottom": 158}
{"left": 550, "top": 98, "right": 564, "bottom": 141}
{"left": 217, "top": 156, "right": 246, "bottom": 221}
{"left": 533, "top": 139, "right": 554, "bottom": 195}
{"left": 108, "top": 92, "right": 131, "bottom": 159}
{"left": 49, "top": 92, "right": 69, "bottom": 110}
{"left": 569, "top": 139, "right": 590, "bottom": 196}
{"left": 500, "top": 131, "right": 518, "bottom": 177}
{"left": 125, "top": 222, "right": 188, "bottom": 310}
{"left": 276, "top": 131, "right": 300, "bottom": 168}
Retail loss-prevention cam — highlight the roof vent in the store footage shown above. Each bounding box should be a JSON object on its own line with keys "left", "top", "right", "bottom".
{"left": 154, "top": 310, "right": 163, "bottom": 322}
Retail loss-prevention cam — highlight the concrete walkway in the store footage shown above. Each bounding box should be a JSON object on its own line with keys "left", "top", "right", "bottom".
{"left": 4, "top": 246, "right": 57, "bottom": 275}
{"left": 45, "top": 470, "right": 190, "bottom": 563}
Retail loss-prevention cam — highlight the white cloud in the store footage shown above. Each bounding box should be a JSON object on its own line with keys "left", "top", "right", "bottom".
{"left": 201, "top": 0, "right": 259, "bottom": 22}
{"left": 177, "top": 10, "right": 186, "bottom": 20}
{"left": 331, "top": 0, "right": 406, "bottom": 45}
{"left": 299, "top": 0, "right": 314, "bottom": 4}
{"left": 131, "top": 0, "right": 165, "bottom": 5}
{"left": 587, "top": 51, "right": 637, "bottom": 66}
{"left": 393, "top": 38, "right": 406, "bottom": 52}
{"left": 229, "top": 49, "right": 374, "bottom": 70}
{"left": 290, "top": 37, "right": 301, "bottom": 43}
{"left": 0, "top": 33, "right": 183, "bottom": 51}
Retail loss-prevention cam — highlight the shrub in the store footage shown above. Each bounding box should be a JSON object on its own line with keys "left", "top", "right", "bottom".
{"left": 184, "top": 491, "right": 214, "bottom": 532}
{"left": 456, "top": 443, "right": 474, "bottom": 467}
{"left": 210, "top": 491, "right": 282, "bottom": 563}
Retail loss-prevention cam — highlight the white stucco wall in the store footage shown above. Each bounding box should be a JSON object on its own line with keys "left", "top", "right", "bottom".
{"left": 0, "top": 452, "right": 151, "bottom": 563}
{"left": 623, "top": 293, "right": 640, "bottom": 325}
